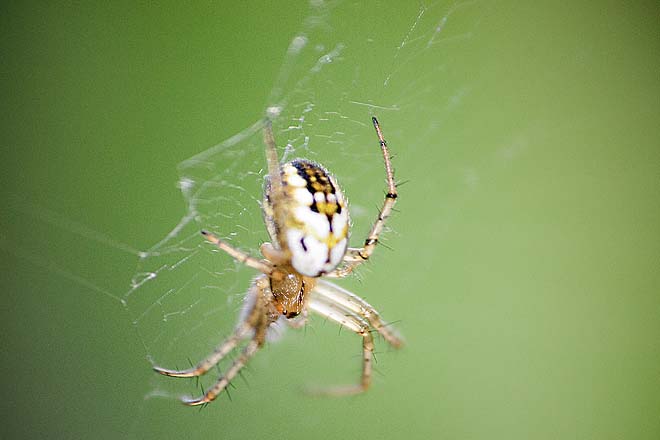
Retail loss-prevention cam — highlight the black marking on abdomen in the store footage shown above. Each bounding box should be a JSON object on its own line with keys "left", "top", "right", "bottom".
{"left": 291, "top": 159, "right": 336, "bottom": 196}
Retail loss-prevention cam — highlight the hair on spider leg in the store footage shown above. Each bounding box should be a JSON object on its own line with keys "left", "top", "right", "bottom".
{"left": 371, "top": 329, "right": 389, "bottom": 346}
{"left": 194, "top": 389, "right": 212, "bottom": 412}
{"left": 320, "top": 314, "right": 332, "bottom": 327}
{"left": 213, "top": 363, "right": 225, "bottom": 389}
{"left": 372, "top": 365, "right": 386, "bottom": 379}
{"left": 239, "top": 360, "right": 253, "bottom": 373}
{"left": 372, "top": 204, "right": 396, "bottom": 228}
{"left": 375, "top": 239, "right": 395, "bottom": 252}
{"left": 237, "top": 368, "right": 250, "bottom": 388}
{"left": 195, "top": 383, "right": 206, "bottom": 402}
{"left": 302, "top": 319, "right": 318, "bottom": 337}
{"left": 381, "top": 319, "right": 403, "bottom": 328}
{"left": 348, "top": 348, "right": 380, "bottom": 364}
{"left": 395, "top": 178, "right": 411, "bottom": 188}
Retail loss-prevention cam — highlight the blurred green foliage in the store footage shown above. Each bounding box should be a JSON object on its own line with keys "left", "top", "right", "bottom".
{"left": 2, "top": 1, "right": 659, "bottom": 439}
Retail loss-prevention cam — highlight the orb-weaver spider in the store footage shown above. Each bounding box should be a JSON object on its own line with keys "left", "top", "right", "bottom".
{"left": 154, "top": 113, "right": 403, "bottom": 405}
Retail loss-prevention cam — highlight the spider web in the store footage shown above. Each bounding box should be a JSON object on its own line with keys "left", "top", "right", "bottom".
{"left": 7, "top": 0, "right": 485, "bottom": 409}
{"left": 125, "top": 1, "right": 484, "bottom": 403}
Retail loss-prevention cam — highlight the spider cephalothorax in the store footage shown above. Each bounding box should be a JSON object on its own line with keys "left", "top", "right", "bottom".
{"left": 154, "top": 115, "right": 402, "bottom": 405}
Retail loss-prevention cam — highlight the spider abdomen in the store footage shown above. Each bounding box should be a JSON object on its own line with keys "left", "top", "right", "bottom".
{"left": 263, "top": 159, "right": 349, "bottom": 277}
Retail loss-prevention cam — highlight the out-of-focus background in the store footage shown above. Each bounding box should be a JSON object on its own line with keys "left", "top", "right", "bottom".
{"left": 2, "top": 1, "right": 659, "bottom": 439}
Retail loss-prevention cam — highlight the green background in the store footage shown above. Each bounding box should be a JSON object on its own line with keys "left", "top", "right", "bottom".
{"left": 2, "top": 1, "right": 659, "bottom": 439}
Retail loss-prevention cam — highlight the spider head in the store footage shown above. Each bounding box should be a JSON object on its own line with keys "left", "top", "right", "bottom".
{"left": 269, "top": 265, "right": 316, "bottom": 318}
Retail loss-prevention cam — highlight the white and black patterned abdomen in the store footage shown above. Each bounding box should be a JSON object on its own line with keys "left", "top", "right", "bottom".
{"left": 263, "top": 159, "right": 349, "bottom": 277}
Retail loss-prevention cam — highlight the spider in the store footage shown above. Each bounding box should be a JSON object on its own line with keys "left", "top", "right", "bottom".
{"left": 154, "top": 114, "right": 403, "bottom": 405}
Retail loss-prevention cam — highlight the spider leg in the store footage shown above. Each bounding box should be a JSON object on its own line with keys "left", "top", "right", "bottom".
{"left": 315, "top": 279, "right": 403, "bottom": 348}
{"left": 153, "top": 278, "right": 267, "bottom": 378}
{"left": 326, "top": 117, "right": 398, "bottom": 277}
{"left": 185, "top": 277, "right": 273, "bottom": 405}
{"left": 183, "top": 328, "right": 265, "bottom": 406}
{"left": 262, "top": 119, "right": 290, "bottom": 240}
{"left": 158, "top": 277, "right": 274, "bottom": 406}
{"left": 263, "top": 119, "right": 284, "bottom": 198}
{"left": 153, "top": 322, "right": 251, "bottom": 378}
{"left": 306, "top": 295, "right": 375, "bottom": 396}
{"left": 201, "top": 230, "right": 282, "bottom": 279}
{"left": 260, "top": 242, "right": 290, "bottom": 266}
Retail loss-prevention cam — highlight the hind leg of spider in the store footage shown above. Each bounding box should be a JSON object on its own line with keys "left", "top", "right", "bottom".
{"left": 306, "top": 296, "right": 375, "bottom": 396}
{"left": 153, "top": 320, "right": 252, "bottom": 378}
{"left": 153, "top": 276, "right": 269, "bottom": 378}
{"left": 315, "top": 279, "right": 403, "bottom": 348}
{"left": 183, "top": 322, "right": 267, "bottom": 406}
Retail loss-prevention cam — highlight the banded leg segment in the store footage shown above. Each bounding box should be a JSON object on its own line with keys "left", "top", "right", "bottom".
{"left": 307, "top": 295, "right": 375, "bottom": 396}
{"left": 153, "top": 322, "right": 251, "bottom": 378}
{"left": 327, "top": 117, "right": 398, "bottom": 277}
{"left": 183, "top": 336, "right": 263, "bottom": 406}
